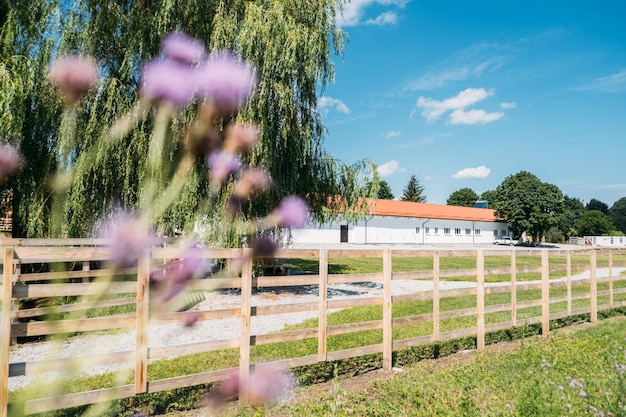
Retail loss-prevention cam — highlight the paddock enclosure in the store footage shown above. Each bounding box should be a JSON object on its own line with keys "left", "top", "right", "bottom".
{"left": 1, "top": 239, "right": 625, "bottom": 415}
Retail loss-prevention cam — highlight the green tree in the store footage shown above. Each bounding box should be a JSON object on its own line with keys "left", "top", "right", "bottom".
{"left": 1, "top": 0, "right": 377, "bottom": 237}
{"left": 479, "top": 190, "right": 497, "bottom": 207}
{"left": 400, "top": 175, "right": 426, "bottom": 203}
{"left": 609, "top": 197, "right": 626, "bottom": 234}
{"left": 376, "top": 180, "right": 394, "bottom": 200}
{"left": 447, "top": 187, "right": 479, "bottom": 207}
{"left": 586, "top": 198, "right": 609, "bottom": 214}
{"left": 493, "top": 171, "right": 564, "bottom": 242}
{"left": 576, "top": 210, "right": 615, "bottom": 236}
{"left": 557, "top": 195, "right": 585, "bottom": 239}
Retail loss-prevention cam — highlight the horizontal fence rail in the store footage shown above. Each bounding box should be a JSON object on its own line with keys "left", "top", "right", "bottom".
{"left": 0, "top": 240, "right": 625, "bottom": 415}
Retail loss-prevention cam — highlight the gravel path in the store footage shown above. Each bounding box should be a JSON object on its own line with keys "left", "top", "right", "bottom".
{"left": 8, "top": 267, "right": 624, "bottom": 391}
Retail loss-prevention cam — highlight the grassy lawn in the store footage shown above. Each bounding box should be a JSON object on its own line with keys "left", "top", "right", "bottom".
{"left": 210, "top": 316, "right": 626, "bottom": 417}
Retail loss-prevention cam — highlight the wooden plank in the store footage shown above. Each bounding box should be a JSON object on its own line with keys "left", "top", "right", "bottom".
{"left": 12, "top": 281, "right": 137, "bottom": 299}
{"left": 146, "top": 368, "right": 234, "bottom": 393}
{"left": 254, "top": 301, "right": 317, "bottom": 316}
{"left": 318, "top": 249, "right": 328, "bottom": 362}
{"left": 252, "top": 329, "right": 318, "bottom": 346}
{"left": 439, "top": 287, "right": 477, "bottom": 299}
{"left": 440, "top": 307, "right": 477, "bottom": 320}
{"left": 541, "top": 250, "right": 550, "bottom": 336}
{"left": 432, "top": 251, "right": 440, "bottom": 342}
{"left": 15, "top": 297, "right": 135, "bottom": 319}
{"left": 151, "top": 307, "right": 240, "bottom": 324}
{"left": 327, "top": 320, "right": 383, "bottom": 337}
{"left": 13, "top": 246, "right": 111, "bottom": 262}
{"left": 590, "top": 250, "right": 598, "bottom": 323}
{"left": 485, "top": 322, "right": 513, "bottom": 333}
{"left": 11, "top": 314, "right": 135, "bottom": 337}
{"left": 327, "top": 249, "right": 384, "bottom": 259}
{"left": 382, "top": 249, "right": 392, "bottom": 371}
{"left": 16, "top": 267, "right": 136, "bottom": 282}
{"left": 476, "top": 250, "right": 485, "bottom": 350}
{"left": 608, "top": 250, "right": 614, "bottom": 307}
{"left": 393, "top": 334, "right": 432, "bottom": 350}
{"left": 22, "top": 385, "right": 135, "bottom": 415}
{"left": 326, "top": 344, "right": 383, "bottom": 362}
{"left": 517, "top": 299, "right": 543, "bottom": 309}
{"left": 1, "top": 248, "right": 13, "bottom": 417}
{"left": 566, "top": 251, "right": 572, "bottom": 316}
{"left": 511, "top": 249, "right": 517, "bottom": 326}
{"left": 253, "top": 275, "right": 319, "bottom": 287}
{"left": 134, "top": 249, "right": 150, "bottom": 395}
{"left": 239, "top": 251, "right": 252, "bottom": 404}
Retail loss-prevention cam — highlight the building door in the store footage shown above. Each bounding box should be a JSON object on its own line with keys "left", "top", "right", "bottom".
{"left": 340, "top": 225, "right": 348, "bottom": 243}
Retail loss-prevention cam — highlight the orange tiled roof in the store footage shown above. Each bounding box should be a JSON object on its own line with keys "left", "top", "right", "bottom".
{"left": 372, "top": 199, "right": 499, "bottom": 222}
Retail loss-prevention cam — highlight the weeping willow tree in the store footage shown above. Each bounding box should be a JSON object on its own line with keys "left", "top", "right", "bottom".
{"left": 1, "top": 0, "right": 378, "bottom": 238}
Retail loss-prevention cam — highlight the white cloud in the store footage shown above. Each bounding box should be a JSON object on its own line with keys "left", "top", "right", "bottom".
{"left": 385, "top": 130, "right": 401, "bottom": 139}
{"left": 318, "top": 96, "right": 350, "bottom": 115}
{"left": 574, "top": 69, "right": 626, "bottom": 93}
{"left": 337, "top": 0, "right": 409, "bottom": 27}
{"left": 500, "top": 101, "right": 517, "bottom": 109}
{"left": 423, "top": 176, "right": 433, "bottom": 182}
{"left": 449, "top": 108, "right": 504, "bottom": 125}
{"left": 451, "top": 165, "right": 491, "bottom": 179}
{"left": 404, "top": 46, "right": 510, "bottom": 92}
{"left": 365, "top": 11, "right": 398, "bottom": 26}
{"left": 416, "top": 88, "right": 494, "bottom": 122}
{"left": 377, "top": 160, "right": 406, "bottom": 177}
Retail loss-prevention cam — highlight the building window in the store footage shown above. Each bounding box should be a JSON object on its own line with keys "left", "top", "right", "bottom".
{"left": 415, "top": 227, "right": 420, "bottom": 234}
{"left": 465, "top": 228, "right": 471, "bottom": 235}
{"left": 425, "top": 227, "right": 430, "bottom": 235}
{"left": 454, "top": 228, "right": 461, "bottom": 235}
{"left": 503, "top": 229, "right": 508, "bottom": 236}
{"left": 434, "top": 227, "right": 439, "bottom": 235}
{"left": 443, "top": 227, "right": 450, "bottom": 235}
{"left": 475, "top": 229, "right": 481, "bottom": 236}
{"left": 494, "top": 230, "right": 499, "bottom": 237}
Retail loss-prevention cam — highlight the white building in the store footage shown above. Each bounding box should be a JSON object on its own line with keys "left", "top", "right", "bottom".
{"left": 289, "top": 199, "right": 510, "bottom": 246}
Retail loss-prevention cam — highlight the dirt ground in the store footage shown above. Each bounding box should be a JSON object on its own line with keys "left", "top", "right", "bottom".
{"left": 155, "top": 319, "right": 603, "bottom": 417}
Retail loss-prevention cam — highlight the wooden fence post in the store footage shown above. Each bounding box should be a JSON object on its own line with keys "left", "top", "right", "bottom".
{"left": 318, "top": 249, "right": 328, "bottom": 362}
{"left": 476, "top": 250, "right": 485, "bottom": 350}
{"left": 608, "top": 250, "right": 614, "bottom": 308}
{"left": 510, "top": 249, "right": 517, "bottom": 327}
{"left": 239, "top": 250, "right": 253, "bottom": 404}
{"left": 432, "top": 251, "right": 440, "bottom": 342}
{"left": 541, "top": 249, "right": 549, "bottom": 336}
{"left": 382, "top": 249, "right": 392, "bottom": 371}
{"left": 589, "top": 250, "right": 598, "bottom": 324}
{"left": 566, "top": 251, "right": 572, "bottom": 316}
{"left": 134, "top": 248, "right": 150, "bottom": 394}
{"left": 1, "top": 248, "right": 14, "bottom": 417}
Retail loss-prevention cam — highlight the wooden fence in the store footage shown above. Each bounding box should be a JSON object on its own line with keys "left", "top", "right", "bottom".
{"left": 1, "top": 240, "right": 625, "bottom": 416}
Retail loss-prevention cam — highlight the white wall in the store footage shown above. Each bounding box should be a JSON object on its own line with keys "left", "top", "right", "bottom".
{"left": 288, "top": 215, "right": 509, "bottom": 246}
{"left": 585, "top": 235, "right": 626, "bottom": 248}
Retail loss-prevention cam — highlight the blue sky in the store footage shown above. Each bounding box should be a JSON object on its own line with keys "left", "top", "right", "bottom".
{"left": 319, "top": 0, "right": 626, "bottom": 207}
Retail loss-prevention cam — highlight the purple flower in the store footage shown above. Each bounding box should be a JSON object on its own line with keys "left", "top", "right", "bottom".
{"left": 0, "top": 143, "right": 20, "bottom": 181}
{"left": 275, "top": 196, "right": 308, "bottom": 228}
{"left": 161, "top": 32, "right": 206, "bottom": 64}
{"left": 205, "top": 364, "right": 293, "bottom": 407}
{"left": 195, "top": 52, "right": 256, "bottom": 115}
{"left": 139, "top": 59, "right": 196, "bottom": 107}
{"left": 207, "top": 150, "right": 241, "bottom": 183}
{"left": 101, "top": 213, "right": 153, "bottom": 269}
{"left": 49, "top": 55, "right": 99, "bottom": 104}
